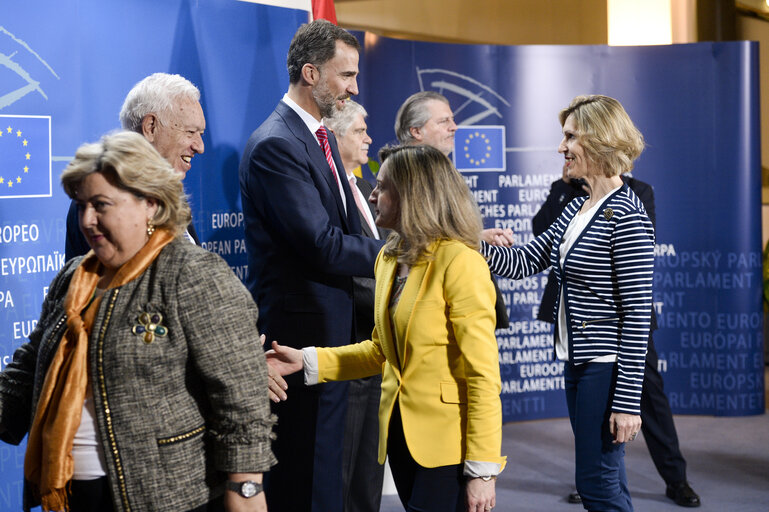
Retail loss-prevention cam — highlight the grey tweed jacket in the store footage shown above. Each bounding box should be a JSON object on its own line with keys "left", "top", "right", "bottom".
{"left": 0, "top": 238, "right": 276, "bottom": 511}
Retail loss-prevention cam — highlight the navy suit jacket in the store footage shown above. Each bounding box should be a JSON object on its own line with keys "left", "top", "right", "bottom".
{"left": 238, "top": 101, "right": 384, "bottom": 511}
{"left": 239, "top": 101, "right": 383, "bottom": 349}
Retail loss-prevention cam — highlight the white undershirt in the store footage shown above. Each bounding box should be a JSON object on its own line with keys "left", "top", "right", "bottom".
{"left": 556, "top": 186, "right": 621, "bottom": 363}
{"left": 72, "top": 386, "right": 108, "bottom": 480}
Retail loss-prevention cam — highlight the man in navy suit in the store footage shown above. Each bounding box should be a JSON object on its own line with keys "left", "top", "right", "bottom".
{"left": 238, "top": 20, "right": 384, "bottom": 512}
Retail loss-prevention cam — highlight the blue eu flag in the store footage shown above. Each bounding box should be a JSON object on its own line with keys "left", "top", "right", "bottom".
{"left": 0, "top": 115, "right": 51, "bottom": 198}
{"left": 453, "top": 125, "right": 505, "bottom": 172}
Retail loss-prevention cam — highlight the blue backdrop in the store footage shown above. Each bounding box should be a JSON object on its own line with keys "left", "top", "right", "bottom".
{"left": 0, "top": 1, "right": 307, "bottom": 508}
{"left": 355, "top": 37, "right": 764, "bottom": 422}
{"left": 0, "top": 3, "right": 764, "bottom": 509}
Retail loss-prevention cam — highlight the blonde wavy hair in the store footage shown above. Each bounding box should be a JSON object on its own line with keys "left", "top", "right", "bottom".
{"left": 378, "top": 145, "right": 482, "bottom": 266}
{"left": 61, "top": 131, "right": 191, "bottom": 235}
{"left": 559, "top": 95, "right": 645, "bottom": 177}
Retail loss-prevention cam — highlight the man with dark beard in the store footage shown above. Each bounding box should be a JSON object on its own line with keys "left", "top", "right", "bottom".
{"left": 239, "top": 20, "right": 384, "bottom": 512}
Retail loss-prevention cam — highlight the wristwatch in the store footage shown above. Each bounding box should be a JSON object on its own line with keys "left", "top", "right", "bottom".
{"left": 226, "top": 480, "right": 263, "bottom": 498}
{"left": 480, "top": 475, "right": 497, "bottom": 482}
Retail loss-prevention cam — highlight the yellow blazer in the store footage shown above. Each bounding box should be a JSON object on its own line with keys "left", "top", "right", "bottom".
{"left": 317, "top": 240, "right": 506, "bottom": 469}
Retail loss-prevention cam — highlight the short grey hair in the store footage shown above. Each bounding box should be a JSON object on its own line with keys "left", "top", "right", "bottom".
{"left": 394, "top": 91, "right": 449, "bottom": 145}
{"left": 119, "top": 73, "right": 201, "bottom": 132}
{"left": 325, "top": 100, "right": 367, "bottom": 137}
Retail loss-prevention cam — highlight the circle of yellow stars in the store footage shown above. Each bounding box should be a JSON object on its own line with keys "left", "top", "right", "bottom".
{"left": 463, "top": 132, "right": 493, "bottom": 166}
{"left": 0, "top": 125, "right": 31, "bottom": 189}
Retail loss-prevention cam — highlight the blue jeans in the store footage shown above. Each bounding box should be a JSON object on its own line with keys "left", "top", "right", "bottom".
{"left": 565, "top": 362, "right": 633, "bottom": 512}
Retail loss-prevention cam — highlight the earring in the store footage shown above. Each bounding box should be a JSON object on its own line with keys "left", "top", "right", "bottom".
{"left": 147, "top": 221, "right": 155, "bottom": 237}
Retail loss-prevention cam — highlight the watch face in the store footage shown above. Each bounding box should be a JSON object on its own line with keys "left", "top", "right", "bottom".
{"left": 241, "top": 481, "right": 258, "bottom": 498}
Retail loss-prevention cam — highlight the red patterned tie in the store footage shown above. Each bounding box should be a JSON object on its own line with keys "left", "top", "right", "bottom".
{"left": 316, "top": 126, "right": 340, "bottom": 186}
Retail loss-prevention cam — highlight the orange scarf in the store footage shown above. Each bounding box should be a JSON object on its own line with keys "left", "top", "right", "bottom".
{"left": 24, "top": 228, "right": 175, "bottom": 512}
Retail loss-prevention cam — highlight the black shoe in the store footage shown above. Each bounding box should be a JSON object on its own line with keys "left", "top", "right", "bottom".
{"left": 665, "top": 481, "right": 701, "bottom": 507}
{"left": 567, "top": 490, "right": 582, "bottom": 504}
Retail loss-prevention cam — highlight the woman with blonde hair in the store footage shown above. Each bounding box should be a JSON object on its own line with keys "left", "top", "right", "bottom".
{"left": 482, "top": 95, "right": 654, "bottom": 511}
{"left": 0, "top": 131, "right": 275, "bottom": 512}
{"left": 267, "top": 144, "right": 506, "bottom": 512}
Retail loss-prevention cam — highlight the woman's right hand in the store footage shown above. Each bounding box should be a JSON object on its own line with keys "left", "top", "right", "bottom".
{"left": 466, "top": 477, "right": 496, "bottom": 512}
{"left": 265, "top": 341, "right": 304, "bottom": 377}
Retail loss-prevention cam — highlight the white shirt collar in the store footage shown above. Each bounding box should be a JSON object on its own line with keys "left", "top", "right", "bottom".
{"left": 282, "top": 93, "right": 323, "bottom": 140}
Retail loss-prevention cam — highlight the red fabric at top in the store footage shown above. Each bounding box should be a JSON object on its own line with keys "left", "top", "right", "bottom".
{"left": 312, "top": 0, "right": 337, "bottom": 24}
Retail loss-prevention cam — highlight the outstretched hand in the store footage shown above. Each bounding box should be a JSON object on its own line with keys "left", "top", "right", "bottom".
{"left": 481, "top": 228, "right": 514, "bottom": 247}
{"left": 259, "top": 334, "right": 288, "bottom": 402}
{"left": 265, "top": 340, "right": 304, "bottom": 378}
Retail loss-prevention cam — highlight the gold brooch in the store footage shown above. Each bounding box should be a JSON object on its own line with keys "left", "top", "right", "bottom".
{"left": 603, "top": 208, "right": 614, "bottom": 220}
{"left": 132, "top": 311, "right": 168, "bottom": 344}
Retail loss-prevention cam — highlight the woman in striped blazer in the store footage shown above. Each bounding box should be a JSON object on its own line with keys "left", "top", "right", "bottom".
{"left": 482, "top": 95, "right": 655, "bottom": 512}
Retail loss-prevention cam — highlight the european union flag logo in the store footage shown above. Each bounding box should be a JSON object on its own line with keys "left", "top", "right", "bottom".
{"left": 0, "top": 115, "right": 51, "bottom": 199}
{"left": 453, "top": 125, "right": 505, "bottom": 172}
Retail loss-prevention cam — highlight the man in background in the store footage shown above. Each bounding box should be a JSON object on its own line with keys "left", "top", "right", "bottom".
{"left": 325, "top": 100, "right": 386, "bottom": 512}
{"left": 65, "top": 72, "right": 205, "bottom": 259}
{"left": 394, "top": 91, "right": 457, "bottom": 156}
{"left": 395, "top": 91, "right": 509, "bottom": 330}
{"left": 239, "top": 20, "right": 384, "bottom": 512}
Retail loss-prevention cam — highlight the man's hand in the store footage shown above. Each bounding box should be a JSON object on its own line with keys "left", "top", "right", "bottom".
{"left": 480, "top": 228, "right": 514, "bottom": 247}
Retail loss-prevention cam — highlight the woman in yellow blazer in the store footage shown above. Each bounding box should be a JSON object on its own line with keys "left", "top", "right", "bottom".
{"left": 267, "top": 145, "right": 506, "bottom": 512}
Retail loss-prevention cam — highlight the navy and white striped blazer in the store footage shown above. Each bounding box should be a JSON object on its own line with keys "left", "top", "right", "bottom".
{"left": 482, "top": 184, "right": 655, "bottom": 414}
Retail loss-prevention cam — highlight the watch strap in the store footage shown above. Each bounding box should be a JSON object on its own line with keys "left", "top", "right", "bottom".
{"left": 225, "top": 480, "right": 263, "bottom": 498}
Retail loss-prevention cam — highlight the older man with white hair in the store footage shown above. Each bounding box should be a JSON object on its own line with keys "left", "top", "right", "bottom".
{"left": 325, "top": 100, "right": 385, "bottom": 512}
{"left": 65, "top": 73, "right": 206, "bottom": 259}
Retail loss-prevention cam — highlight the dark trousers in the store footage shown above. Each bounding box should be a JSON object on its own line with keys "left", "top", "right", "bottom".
{"left": 342, "top": 375, "right": 385, "bottom": 512}
{"left": 69, "top": 478, "right": 114, "bottom": 512}
{"left": 641, "top": 333, "right": 687, "bottom": 485}
{"left": 386, "top": 405, "right": 464, "bottom": 512}
{"left": 565, "top": 362, "right": 633, "bottom": 512}
{"left": 265, "top": 381, "right": 348, "bottom": 512}
{"left": 68, "top": 477, "right": 224, "bottom": 512}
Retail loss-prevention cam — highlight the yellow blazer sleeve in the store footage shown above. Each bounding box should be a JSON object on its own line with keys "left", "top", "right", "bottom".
{"left": 316, "top": 336, "right": 385, "bottom": 382}
{"left": 445, "top": 248, "right": 506, "bottom": 467}
{"left": 317, "top": 249, "right": 387, "bottom": 382}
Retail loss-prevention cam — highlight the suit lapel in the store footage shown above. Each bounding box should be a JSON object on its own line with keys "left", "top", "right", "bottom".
{"left": 277, "top": 102, "right": 350, "bottom": 230}
{"left": 186, "top": 221, "right": 200, "bottom": 245}
{"left": 358, "top": 210, "right": 375, "bottom": 238}
{"left": 354, "top": 182, "right": 375, "bottom": 238}
{"left": 327, "top": 130, "right": 355, "bottom": 231}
